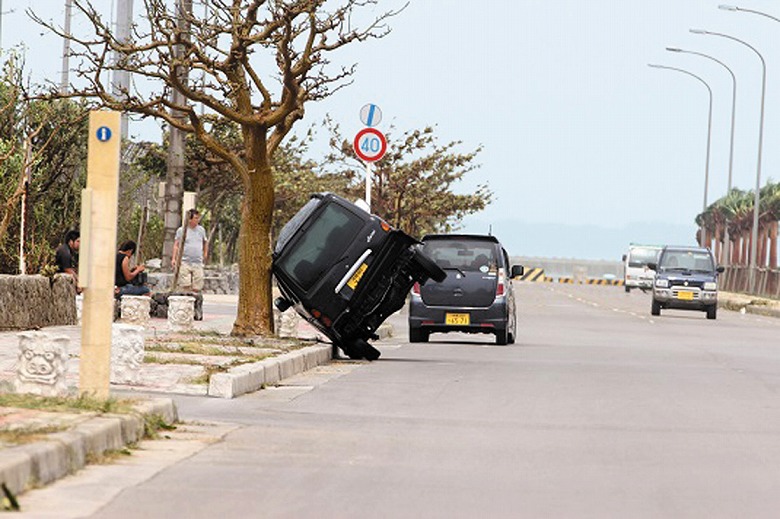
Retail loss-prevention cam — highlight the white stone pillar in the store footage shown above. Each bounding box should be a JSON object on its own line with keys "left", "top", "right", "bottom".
{"left": 120, "top": 295, "right": 150, "bottom": 326}
{"left": 111, "top": 323, "right": 145, "bottom": 385}
{"left": 15, "top": 332, "right": 70, "bottom": 396}
{"left": 168, "top": 295, "right": 195, "bottom": 332}
{"left": 278, "top": 310, "right": 300, "bottom": 338}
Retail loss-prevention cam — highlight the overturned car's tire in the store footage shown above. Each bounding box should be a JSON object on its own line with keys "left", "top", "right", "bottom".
{"left": 341, "top": 339, "right": 381, "bottom": 361}
{"left": 411, "top": 246, "right": 446, "bottom": 283}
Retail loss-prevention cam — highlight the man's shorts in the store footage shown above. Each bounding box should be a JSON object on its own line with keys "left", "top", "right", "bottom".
{"left": 178, "top": 263, "right": 204, "bottom": 291}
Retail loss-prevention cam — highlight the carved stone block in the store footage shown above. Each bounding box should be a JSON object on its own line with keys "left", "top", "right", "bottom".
{"left": 120, "top": 295, "right": 150, "bottom": 326}
{"left": 111, "top": 324, "right": 145, "bottom": 385}
{"left": 274, "top": 309, "right": 300, "bottom": 338}
{"left": 15, "top": 332, "right": 69, "bottom": 396}
{"left": 168, "top": 295, "right": 195, "bottom": 332}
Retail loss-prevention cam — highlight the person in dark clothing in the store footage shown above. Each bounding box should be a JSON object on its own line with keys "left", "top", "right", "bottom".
{"left": 55, "top": 230, "right": 81, "bottom": 293}
{"left": 115, "top": 240, "right": 150, "bottom": 296}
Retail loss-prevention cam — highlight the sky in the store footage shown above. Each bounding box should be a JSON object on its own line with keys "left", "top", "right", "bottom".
{"left": 2, "top": 0, "right": 780, "bottom": 260}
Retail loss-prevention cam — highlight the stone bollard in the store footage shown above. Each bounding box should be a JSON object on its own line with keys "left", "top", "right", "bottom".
{"left": 15, "top": 332, "right": 70, "bottom": 396}
{"left": 76, "top": 294, "right": 83, "bottom": 324}
{"left": 111, "top": 323, "right": 145, "bottom": 385}
{"left": 168, "top": 295, "right": 195, "bottom": 332}
{"left": 275, "top": 309, "right": 300, "bottom": 338}
{"left": 120, "top": 295, "right": 151, "bottom": 327}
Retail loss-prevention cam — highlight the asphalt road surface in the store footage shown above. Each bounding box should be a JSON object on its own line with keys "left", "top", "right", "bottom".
{"left": 19, "top": 283, "right": 780, "bottom": 518}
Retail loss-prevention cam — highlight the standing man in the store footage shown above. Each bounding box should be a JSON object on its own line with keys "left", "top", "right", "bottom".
{"left": 55, "top": 229, "right": 81, "bottom": 292}
{"left": 172, "top": 209, "right": 208, "bottom": 292}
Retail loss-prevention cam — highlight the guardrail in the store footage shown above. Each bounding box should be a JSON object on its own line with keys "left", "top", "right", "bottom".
{"left": 721, "top": 266, "right": 780, "bottom": 299}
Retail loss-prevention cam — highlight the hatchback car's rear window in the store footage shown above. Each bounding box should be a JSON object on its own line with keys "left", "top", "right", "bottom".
{"left": 660, "top": 250, "right": 713, "bottom": 272}
{"left": 277, "top": 202, "right": 364, "bottom": 290}
{"left": 422, "top": 239, "right": 498, "bottom": 272}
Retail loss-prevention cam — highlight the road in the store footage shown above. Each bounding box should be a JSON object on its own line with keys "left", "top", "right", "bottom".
{"left": 18, "top": 283, "right": 780, "bottom": 518}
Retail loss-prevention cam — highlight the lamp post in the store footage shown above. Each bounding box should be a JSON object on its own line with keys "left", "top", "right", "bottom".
{"left": 666, "top": 47, "right": 737, "bottom": 266}
{"left": 690, "top": 29, "right": 765, "bottom": 292}
{"left": 649, "top": 64, "right": 713, "bottom": 246}
{"left": 719, "top": 4, "right": 780, "bottom": 23}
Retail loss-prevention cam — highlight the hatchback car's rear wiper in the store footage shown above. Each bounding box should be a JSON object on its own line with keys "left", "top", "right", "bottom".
{"left": 443, "top": 266, "right": 466, "bottom": 277}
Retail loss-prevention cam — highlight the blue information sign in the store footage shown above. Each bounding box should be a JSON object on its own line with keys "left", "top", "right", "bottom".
{"left": 96, "top": 126, "right": 112, "bottom": 142}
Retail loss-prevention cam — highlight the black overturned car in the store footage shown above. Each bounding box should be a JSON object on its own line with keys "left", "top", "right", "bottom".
{"left": 272, "top": 193, "right": 446, "bottom": 360}
{"left": 648, "top": 245, "right": 724, "bottom": 320}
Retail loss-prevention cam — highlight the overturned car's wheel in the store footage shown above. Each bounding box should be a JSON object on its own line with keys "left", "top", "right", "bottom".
{"left": 341, "top": 339, "right": 381, "bottom": 361}
{"left": 410, "top": 246, "right": 446, "bottom": 283}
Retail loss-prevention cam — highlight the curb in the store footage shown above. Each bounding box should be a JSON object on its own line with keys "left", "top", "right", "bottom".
{"left": 719, "top": 296, "right": 780, "bottom": 319}
{"left": 0, "top": 397, "right": 176, "bottom": 497}
{"left": 208, "top": 344, "right": 332, "bottom": 399}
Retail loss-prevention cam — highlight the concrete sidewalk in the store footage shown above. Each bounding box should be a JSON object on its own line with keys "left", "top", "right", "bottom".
{"left": 719, "top": 291, "right": 780, "bottom": 319}
{"left": 0, "top": 294, "right": 371, "bottom": 505}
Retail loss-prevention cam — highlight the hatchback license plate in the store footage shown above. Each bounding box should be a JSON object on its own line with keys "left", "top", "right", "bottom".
{"left": 347, "top": 263, "right": 368, "bottom": 290}
{"left": 445, "top": 313, "right": 470, "bottom": 325}
{"left": 677, "top": 290, "right": 694, "bottom": 301}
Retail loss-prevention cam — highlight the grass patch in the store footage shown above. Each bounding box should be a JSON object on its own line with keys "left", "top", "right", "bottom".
{"left": 0, "top": 393, "right": 135, "bottom": 415}
{"left": 143, "top": 354, "right": 209, "bottom": 366}
{"left": 146, "top": 342, "right": 251, "bottom": 357}
{"left": 0, "top": 425, "right": 68, "bottom": 445}
{"left": 183, "top": 365, "right": 227, "bottom": 386}
{"left": 85, "top": 447, "right": 134, "bottom": 465}
{"left": 144, "top": 413, "right": 177, "bottom": 439}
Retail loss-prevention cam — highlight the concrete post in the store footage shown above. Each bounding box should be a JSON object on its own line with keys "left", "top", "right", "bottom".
{"left": 168, "top": 295, "right": 195, "bottom": 332}
{"left": 79, "top": 111, "right": 121, "bottom": 398}
{"left": 120, "top": 295, "right": 150, "bottom": 327}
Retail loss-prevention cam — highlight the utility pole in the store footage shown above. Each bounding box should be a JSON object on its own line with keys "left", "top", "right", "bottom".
{"left": 162, "top": 0, "right": 192, "bottom": 271}
{"left": 112, "top": 0, "right": 133, "bottom": 138}
{"left": 60, "top": 0, "right": 73, "bottom": 93}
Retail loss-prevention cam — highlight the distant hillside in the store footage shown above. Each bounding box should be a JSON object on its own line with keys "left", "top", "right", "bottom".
{"left": 459, "top": 218, "right": 697, "bottom": 261}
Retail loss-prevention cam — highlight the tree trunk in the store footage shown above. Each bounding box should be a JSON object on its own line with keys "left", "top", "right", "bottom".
{"left": 770, "top": 220, "right": 778, "bottom": 270}
{"left": 232, "top": 128, "right": 275, "bottom": 337}
{"left": 714, "top": 223, "right": 722, "bottom": 262}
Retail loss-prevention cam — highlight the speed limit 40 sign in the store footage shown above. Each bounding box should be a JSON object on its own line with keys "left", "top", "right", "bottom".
{"left": 353, "top": 127, "right": 387, "bottom": 162}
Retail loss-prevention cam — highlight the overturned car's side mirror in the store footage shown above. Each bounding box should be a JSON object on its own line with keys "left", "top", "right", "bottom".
{"left": 511, "top": 265, "right": 524, "bottom": 278}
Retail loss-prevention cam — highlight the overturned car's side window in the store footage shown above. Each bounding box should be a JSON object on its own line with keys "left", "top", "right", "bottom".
{"left": 278, "top": 203, "right": 364, "bottom": 290}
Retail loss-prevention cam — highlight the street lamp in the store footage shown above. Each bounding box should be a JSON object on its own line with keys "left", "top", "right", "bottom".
{"left": 690, "top": 29, "right": 765, "bottom": 292}
{"left": 648, "top": 63, "right": 713, "bottom": 247}
{"left": 719, "top": 4, "right": 780, "bottom": 23}
{"left": 666, "top": 47, "right": 737, "bottom": 266}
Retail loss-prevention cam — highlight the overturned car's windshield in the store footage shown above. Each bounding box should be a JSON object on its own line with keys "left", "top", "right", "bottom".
{"left": 422, "top": 240, "right": 498, "bottom": 272}
{"left": 660, "top": 250, "right": 713, "bottom": 272}
{"left": 277, "top": 202, "right": 364, "bottom": 290}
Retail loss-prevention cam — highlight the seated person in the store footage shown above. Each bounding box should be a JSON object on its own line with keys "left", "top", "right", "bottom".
{"left": 115, "top": 240, "right": 150, "bottom": 296}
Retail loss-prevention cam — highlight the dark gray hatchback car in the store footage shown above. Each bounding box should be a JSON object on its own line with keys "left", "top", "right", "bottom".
{"left": 408, "top": 234, "right": 523, "bottom": 345}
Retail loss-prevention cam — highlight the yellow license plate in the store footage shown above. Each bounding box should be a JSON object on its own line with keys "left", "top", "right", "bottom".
{"left": 347, "top": 263, "right": 368, "bottom": 290}
{"left": 677, "top": 291, "right": 694, "bottom": 301}
{"left": 445, "top": 313, "right": 470, "bottom": 326}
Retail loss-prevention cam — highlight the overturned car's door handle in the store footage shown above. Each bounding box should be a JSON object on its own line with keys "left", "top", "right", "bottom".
{"left": 335, "top": 249, "right": 373, "bottom": 293}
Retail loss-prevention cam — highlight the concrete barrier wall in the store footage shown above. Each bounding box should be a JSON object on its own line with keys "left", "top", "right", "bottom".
{"left": 721, "top": 267, "right": 780, "bottom": 299}
{"left": 0, "top": 274, "right": 77, "bottom": 330}
{"left": 147, "top": 271, "right": 239, "bottom": 294}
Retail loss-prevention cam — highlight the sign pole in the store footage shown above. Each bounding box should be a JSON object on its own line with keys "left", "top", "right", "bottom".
{"left": 365, "top": 161, "right": 372, "bottom": 212}
{"left": 79, "top": 111, "right": 121, "bottom": 398}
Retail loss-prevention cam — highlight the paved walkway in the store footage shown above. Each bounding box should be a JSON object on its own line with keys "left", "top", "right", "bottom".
{"left": 0, "top": 294, "right": 326, "bottom": 397}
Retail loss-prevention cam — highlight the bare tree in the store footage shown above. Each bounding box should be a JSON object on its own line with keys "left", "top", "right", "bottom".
{"left": 31, "top": 0, "right": 403, "bottom": 336}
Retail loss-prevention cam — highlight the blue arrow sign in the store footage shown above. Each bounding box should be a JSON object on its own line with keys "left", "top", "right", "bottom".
{"left": 96, "top": 126, "right": 112, "bottom": 142}
{"left": 360, "top": 104, "right": 382, "bottom": 127}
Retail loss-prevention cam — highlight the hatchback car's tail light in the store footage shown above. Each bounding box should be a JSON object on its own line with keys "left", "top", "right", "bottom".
{"left": 412, "top": 282, "right": 421, "bottom": 296}
{"left": 495, "top": 268, "right": 506, "bottom": 297}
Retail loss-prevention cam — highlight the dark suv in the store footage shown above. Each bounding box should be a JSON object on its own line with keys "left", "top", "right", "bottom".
{"left": 272, "top": 193, "right": 445, "bottom": 360}
{"left": 408, "top": 234, "right": 523, "bottom": 345}
{"left": 648, "top": 246, "right": 724, "bottom": 320}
